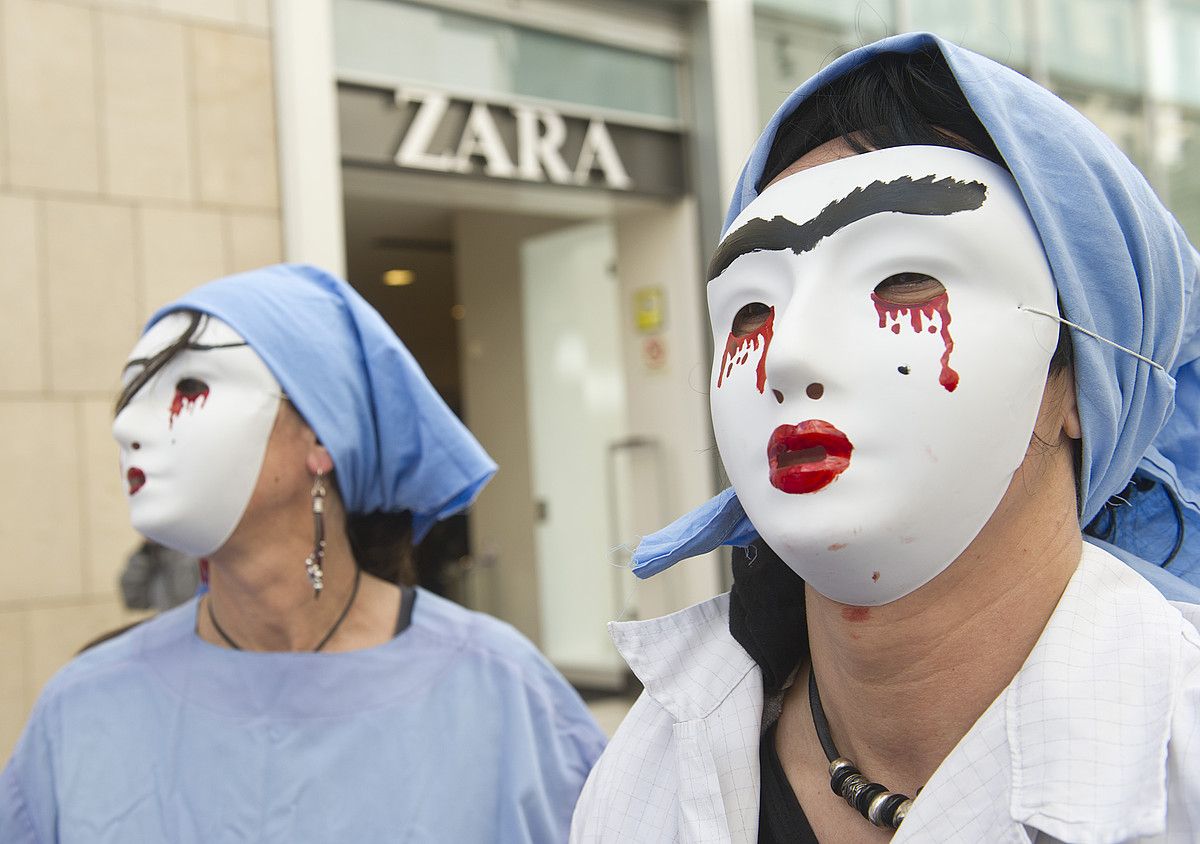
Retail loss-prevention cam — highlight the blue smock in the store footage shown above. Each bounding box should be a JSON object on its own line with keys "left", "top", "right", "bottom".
{"left": 0, "top": 590, "right": 605, "bottom": 842}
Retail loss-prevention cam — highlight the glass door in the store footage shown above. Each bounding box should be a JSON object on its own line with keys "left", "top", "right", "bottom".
{"left": 520, "top": 220, "right": 629, "bottom": 685}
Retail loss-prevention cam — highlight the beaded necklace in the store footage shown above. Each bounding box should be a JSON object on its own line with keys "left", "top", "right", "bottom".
{"left": 808, "top": 668, "right": 917, "bottom": 829}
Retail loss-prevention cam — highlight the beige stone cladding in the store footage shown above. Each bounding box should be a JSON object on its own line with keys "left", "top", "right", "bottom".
{"left": 0, "top": 0, "right": 282, "bottom": 762}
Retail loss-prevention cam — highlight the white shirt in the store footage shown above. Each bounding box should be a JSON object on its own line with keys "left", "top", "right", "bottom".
{"left": 571, "top": 543, "right": 1200, "bottom": 843}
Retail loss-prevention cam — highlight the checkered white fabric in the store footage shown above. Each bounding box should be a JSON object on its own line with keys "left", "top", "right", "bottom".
{"left": 570, "top": 544, "right": 1200, "bottom": 843}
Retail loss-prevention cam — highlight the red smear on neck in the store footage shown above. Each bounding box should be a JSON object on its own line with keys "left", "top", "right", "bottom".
{"left": 841, "top": 606, "right": 870, "bottom": 622}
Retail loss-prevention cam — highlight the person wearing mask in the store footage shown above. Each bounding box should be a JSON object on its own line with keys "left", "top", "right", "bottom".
{"left": 573, "top": 36, "right": 1200, "bottom": 843}
{"left": 3, "top": 263, "right": 605, "bottom": 843}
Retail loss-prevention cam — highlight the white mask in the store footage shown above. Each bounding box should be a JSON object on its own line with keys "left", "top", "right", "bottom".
{"left": 112, "top": 313, "right": 281, "bottom": 556}
{"left": 708, "top": 146, "right": 1060, "bottom": 605}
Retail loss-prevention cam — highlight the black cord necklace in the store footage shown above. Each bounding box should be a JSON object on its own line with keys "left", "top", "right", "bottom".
{"left": 207, "top": 566, "right": 362, "bottom": 653}
{"left": 808, "top": 667, "right": 915, "bottom": 829}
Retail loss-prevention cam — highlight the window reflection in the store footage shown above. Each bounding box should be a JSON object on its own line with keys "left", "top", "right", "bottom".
{"left": 751, "top": 0, "right": 1200, "bottom": 268}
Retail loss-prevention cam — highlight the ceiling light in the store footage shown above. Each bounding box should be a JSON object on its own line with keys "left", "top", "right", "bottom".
{"left": 382, "top": 269, "right": 414, "bottom": 287}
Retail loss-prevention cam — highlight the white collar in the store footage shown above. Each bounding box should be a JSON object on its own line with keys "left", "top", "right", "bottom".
{"left": 1003, "top": 542, "right": 1184, "bottom": 840}
{"left": 609, "top": 592, "right": 754, "bottom": 722}
{"left": 610, "top": 543, "right": 1194, "bottom": 840}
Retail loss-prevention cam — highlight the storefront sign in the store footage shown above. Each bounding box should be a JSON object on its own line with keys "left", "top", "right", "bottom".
{"left": 339, "top": 82, "right": 687, "bottom": 197}
{"left": 396, "top": 90, "right": 631, "bottom": 190}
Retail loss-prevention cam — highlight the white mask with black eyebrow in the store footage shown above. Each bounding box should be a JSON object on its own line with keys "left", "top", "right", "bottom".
{"left": 707, "top": 146, "right": 1060, "bottom": 606}
{"left": 112, "top": 312, "right": 282, "bottom": 556}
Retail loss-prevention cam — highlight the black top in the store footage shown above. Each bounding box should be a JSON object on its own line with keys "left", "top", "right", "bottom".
{"left": 395, "top": 585, "right": 417, "bottom": 634}
{"left": 759, "top": 720, "right": 820, "bottom": 844}
{"left": 730, "top": 544, "right": 819, "bottom": 842}
{"left": 729, "top": 543, "right": 809, "bottom": 694}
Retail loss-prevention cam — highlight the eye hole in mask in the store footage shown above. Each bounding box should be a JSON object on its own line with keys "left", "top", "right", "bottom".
{"left": 176, "top": 377, "right": 209, "bottom": 399}
{"left": 732, "top": 302, "right": 772, "bottom": 336}
{"left": 169, "top": 377, "right": 211, "bottom": 428}
{"left": 873, "top": 273, "right": 946, "bottom": 306}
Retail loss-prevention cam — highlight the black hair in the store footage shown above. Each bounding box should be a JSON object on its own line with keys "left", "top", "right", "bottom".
{"left": 115, "top": 311, "right": 205, "bottom": 416}
{"left": 346, "top": 510, "right": 417, "bottom": 586}
{"left": 115, "top": 309, "right": 416, "bottom": 585}
{"left": 758, "top": 49, "right": 1007, "bottom": 188}
{"left": 758, "top": 48, "right": 1074, "bottom": 374}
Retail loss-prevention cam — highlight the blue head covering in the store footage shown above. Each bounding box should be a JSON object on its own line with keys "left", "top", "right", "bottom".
{"left": 148, "top": 263, "right": 497, "bottom": 543}
{"left": 634, "top": 33, "right": 1200, "bottom": 594}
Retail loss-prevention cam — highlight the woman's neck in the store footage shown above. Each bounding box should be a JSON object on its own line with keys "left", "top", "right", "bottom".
{"left": 778, "top": 456, "right": 1084, "bottom": 810}
{"left": 806, "top": 527, "right": 1079, "bottom": 788}
{"left": 199, "top": 513, "right": 400, "bottom": 652}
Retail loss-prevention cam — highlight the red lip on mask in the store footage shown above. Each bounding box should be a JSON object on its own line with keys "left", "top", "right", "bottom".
{"left": 127, "top": 467, "right": 146, "bottom": 496}
{"left": 767, "top": 420, "right": 853, "bottom": 494}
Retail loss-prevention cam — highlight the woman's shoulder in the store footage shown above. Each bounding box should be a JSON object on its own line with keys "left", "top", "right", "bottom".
{"left": 1073, "top": 544, "right": 1200, "bottom": 685}
{"left": 39, "top": 600, "right": 196, "bottom": 703}
{"left": 410, "top": 589, "right": 597, "bottom": 706}
{"left": 1167, "top": 598, "right": 1200, "bottom": 712}
{"left": 571, "top": 597, "right": 768, "bottom": 843}
{"left": 409, "top": 588, "right": 607, "bottom": 764}
{"left": 10, "top": 601, "right": 197, "bottom": 783}
{"left": 570, "top": 690, "right": 681, "bottom": 842}
{"left": 412, "top": 588, "right": 547, "bottom": 666}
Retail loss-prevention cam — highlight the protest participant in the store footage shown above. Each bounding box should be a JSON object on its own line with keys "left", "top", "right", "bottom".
{"left": 2, "top": 263, "right": 604, "bottom": 843}
{"left": 572, "top": 36, "right": 1200, "bottom": 843}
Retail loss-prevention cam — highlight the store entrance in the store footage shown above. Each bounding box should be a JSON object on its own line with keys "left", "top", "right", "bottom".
{"left": 342, "top": 167, "right": 720, "bottom": 688}
{"left": 520, "top": 220, "right": 629, "bottom": 683}
{"left": 343, "top": 183, "right": 631, "bottom": 686}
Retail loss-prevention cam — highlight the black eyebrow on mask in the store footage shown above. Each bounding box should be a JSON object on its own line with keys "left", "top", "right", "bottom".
{"left": 707, "top": 175, "right": 988, "bottom": 281}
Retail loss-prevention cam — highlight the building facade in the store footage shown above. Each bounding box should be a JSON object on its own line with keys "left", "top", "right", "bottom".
{"left": 0, "top": 0, "right": 282, "bottom": 760}
{"left": 3, "top": 0, "right": 1198, "bottom": 761}
{"left": 752, "top": 0, "right": 1200, "bottom": 240}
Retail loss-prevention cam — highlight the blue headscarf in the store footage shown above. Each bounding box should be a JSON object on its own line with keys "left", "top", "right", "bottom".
{"left": 634, "top": 33, "right": 1200, "bottom": 594}
{"left": 148, "top": 263, "right": 497, "bottom": 543}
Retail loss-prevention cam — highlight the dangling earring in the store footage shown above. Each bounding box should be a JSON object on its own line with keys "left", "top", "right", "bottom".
{"left": 304, "top": 471, "right": 327, "bottom": 598}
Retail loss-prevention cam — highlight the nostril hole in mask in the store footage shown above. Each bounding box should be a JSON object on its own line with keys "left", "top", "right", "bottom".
{"left": 773, "top": 389, "right": 784, "bottom": 404}
{"left": 806, "top": 383, "right": 824, "bottom": 400}
{"left": 132, "top": 442, "right": 141, "bottom": 450}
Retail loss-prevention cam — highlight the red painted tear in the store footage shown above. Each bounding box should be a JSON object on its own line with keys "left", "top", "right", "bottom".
{"left": 717, "top": 306, "right": 775, "bottom": 394}
{"left": 871, "top": 292, "right": 959, "bottom": 392}
{"left": 169, "top": 385, "right": 210, "bottom": 428}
